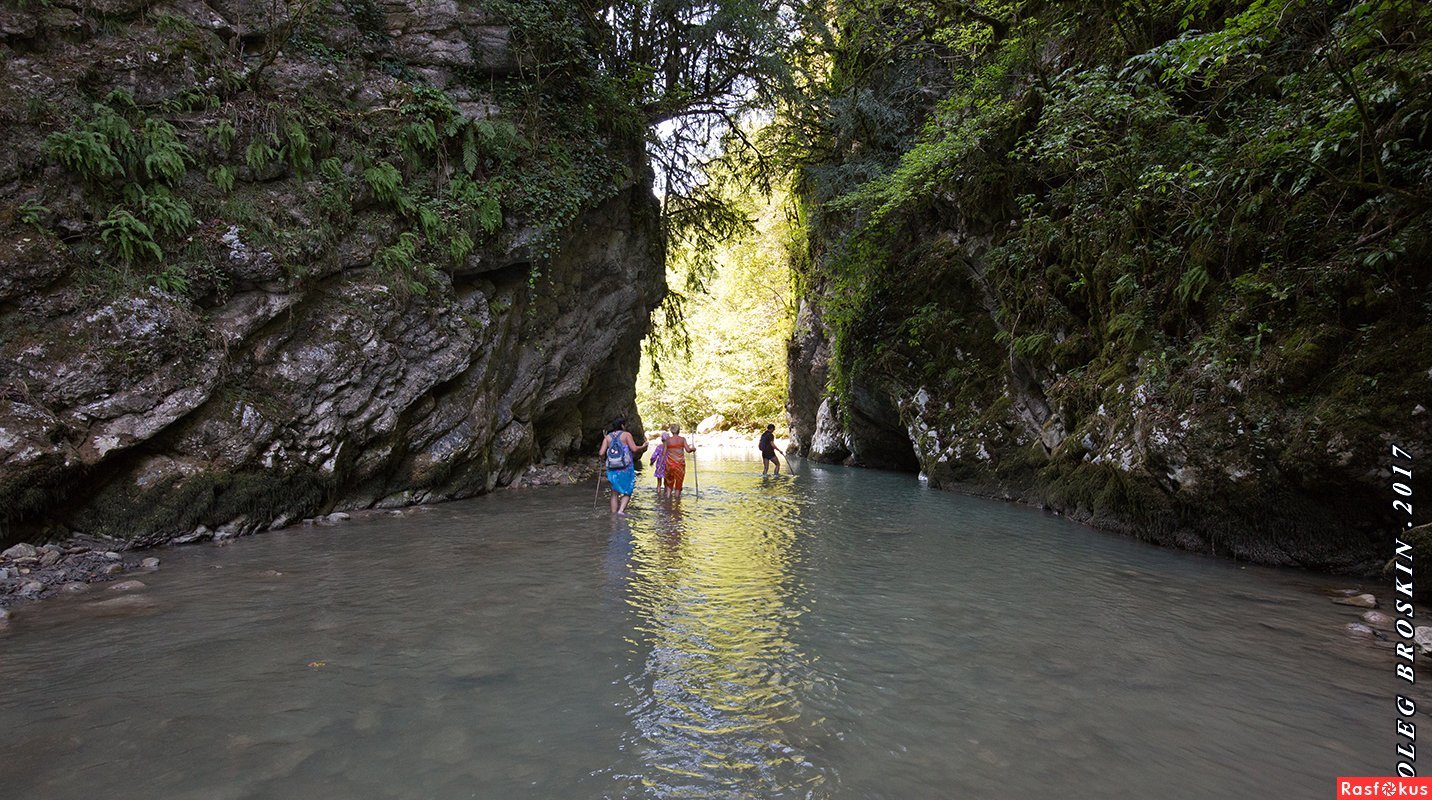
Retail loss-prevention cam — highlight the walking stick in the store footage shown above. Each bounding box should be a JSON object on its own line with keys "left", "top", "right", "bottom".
{"left": 593, "top": 467, "right": 603, "bottom": 510}
{"left": 691, "top": 434, "right": 699, "bottom": 496}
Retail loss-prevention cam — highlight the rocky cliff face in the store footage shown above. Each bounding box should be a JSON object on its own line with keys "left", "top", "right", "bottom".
{"left": 0, "top": 0, "right": 664, "bottom": 546}
{"left": 786, "top": 1, "right": 1432, "bottom": 573}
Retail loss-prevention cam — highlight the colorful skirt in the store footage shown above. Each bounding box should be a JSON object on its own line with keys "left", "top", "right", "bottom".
{"left": 607, "top": 466, "right": 636, "bottom": 496}
{"left": 665, "top": 457, "right": 686, "bottom": 491}
{"left": 651, "top": 445, "right": 667, "bottom": 481}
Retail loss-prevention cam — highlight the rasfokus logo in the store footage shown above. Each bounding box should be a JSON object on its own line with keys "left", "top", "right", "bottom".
{"left": 1338, "top": 777, "right": 1432, "bottom": 797}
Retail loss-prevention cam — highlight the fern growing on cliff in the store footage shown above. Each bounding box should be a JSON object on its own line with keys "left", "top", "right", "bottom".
{"left": 43, "top": 129, "right": 123, "bottom": 181}
{"left": 99, "top": 207, "right": 162, "bottom": 264}
{"left": 140, "top": 119, "right": 190, "bottom": 183}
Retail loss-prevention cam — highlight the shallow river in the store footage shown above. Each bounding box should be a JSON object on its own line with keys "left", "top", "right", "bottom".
{"left": 0, "top": 458, "right": 1406, "bottom": 798}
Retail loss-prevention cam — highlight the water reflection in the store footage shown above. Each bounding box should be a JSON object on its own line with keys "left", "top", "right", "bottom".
{"left": 614, "top": 477, "right": 829, "bottom": 798}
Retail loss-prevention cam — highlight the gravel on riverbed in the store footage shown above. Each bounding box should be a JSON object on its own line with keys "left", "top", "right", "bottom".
{"left": 0, "top": 541, "right": 153, "bottom": 615}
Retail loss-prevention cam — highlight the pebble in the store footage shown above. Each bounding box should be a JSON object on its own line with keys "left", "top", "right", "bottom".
{"left": 140, "top": 557, "right": 161, "bottom": 569}
{"left": 99, "top": 563, "right": 124, "bottom": 575}
{"left": 102, "top": 551, "right": 121, "bottom": 561}
{"left": 60, "top": 582, "right": 90, "bottom": 594}
{"left": 1362, "top": 611, "right": 1393, "bottom": 627}
{"left": 1332, "top": 593, "right": 1378, "bottom": 608}
{"left": 39, "top": 550, "right": 61, "bottom": 567}
{"left": 2, "top": 543, "right": 38, "bottom": 560}
{"left": 0, "top": 567, "right": 13, "bottom": 580}
{"left": 108, "top": 580, "right": 147, "bottom": 592}
{"left": 19, "top": 580, "right": 44, "bottom": 595}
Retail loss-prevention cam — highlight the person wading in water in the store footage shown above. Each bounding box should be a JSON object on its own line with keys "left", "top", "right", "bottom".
{"left": 651, "top": 431, "right": 670, "bottom": 495}
{"left": 600, "top": 417, "right": 649, "bottom": 516}
{"left": 758, "top": 424, "right": 784, "bottom": 475}
{"left": 663, "top": 425, "right": 696, "bottom": 499}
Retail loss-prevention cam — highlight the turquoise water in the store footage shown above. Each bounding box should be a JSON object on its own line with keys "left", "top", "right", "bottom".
{"left": 0, "top": 458, "right": 1402, "bottom": 798}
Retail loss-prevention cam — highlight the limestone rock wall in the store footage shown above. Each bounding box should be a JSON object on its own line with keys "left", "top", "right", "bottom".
{"left": 0, "top": 0, "right": 664, "bottom": 546}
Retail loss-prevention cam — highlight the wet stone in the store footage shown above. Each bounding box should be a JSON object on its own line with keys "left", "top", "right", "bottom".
{"left": 60, "top": 582, "right": 90, "bottom": 594}
{"left": 1361, "top": 611, "right": 1393, "bottom": 627}
{"left": 1332, "top": 594, "right": 1378, "bottom": 608}
{"left": 99, "top": 563, "right": 124, "bottom": 576}
{"left": 1416, "top": 627, "right": 1432, "bottom": 653}
{"left": 39, "top": 550, "right": 61, "bottom": 567}
{"left": 109, "top": 580, "right": 148, "bottom": 592}
{"left": 141, "top": 557, "right": 161, "bottom": 569}
{"left": 2, "top": 543, "right": 38, "bottom": 560}
{"left": 20, "top": 581, "right": 44, "bottom": 595}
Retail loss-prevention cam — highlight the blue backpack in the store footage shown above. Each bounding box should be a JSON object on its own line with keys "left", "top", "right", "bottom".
{"left": 605, "top": 432, "right": 632, "bottom": 470}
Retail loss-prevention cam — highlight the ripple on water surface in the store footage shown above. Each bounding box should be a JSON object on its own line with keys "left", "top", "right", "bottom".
{"left": 0, "top": 459, "right": 1398, "bottom": 799}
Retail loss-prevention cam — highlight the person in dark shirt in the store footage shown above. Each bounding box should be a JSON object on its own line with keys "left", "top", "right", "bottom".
{"left": 758, "top": 424, "right": 784, "bottom": 475}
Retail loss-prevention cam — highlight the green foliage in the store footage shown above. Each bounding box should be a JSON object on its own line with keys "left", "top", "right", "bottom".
{"left": 638, "top": 181, "right": 797, "bottom": 430}
{"left": 140, "top": 118, "right": 190, "bottom": 183}
{"left": 245, "top": 139, "right": 279, "bottom": 172}
{"left": 784, "top": 0, "right": 1432, "bottom": 428}
{"left": 207, "top": 119, "right": 237, "bottom": 151}
{"left": 128, "top": 185, "right": 195, "bottom": 238}
{"left": 99, "top": 207, "right": 162, "bottom": 264}
{"left": 153, "top": 265, "right": 191, "bottom": 295}
{"left": 17, "top": 201, "right": 49, "bottom": 228}
{"left": 284, "top": 120, "right": 314, "bottom": 174}
{"left": 44, "top": 128, "right": 123, "bottom": 181}
{"left": 209, "top": 164, "right": 235, "bottom": 193}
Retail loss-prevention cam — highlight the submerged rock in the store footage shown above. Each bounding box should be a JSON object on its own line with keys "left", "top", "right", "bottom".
{"left": 85, "top": 596, "right": 158, "bottom": 616}
{"left": 140, "top": 557, "right": 161, "bottom": 569}
{"left": 1332, "top": 594, "right": 1378, "bottom": 608}
{"left": 108, "top": 580, "right": 147, "bottom": 592}
{"left": 1361, "top": 611, "right": 1393, "bottom": 627}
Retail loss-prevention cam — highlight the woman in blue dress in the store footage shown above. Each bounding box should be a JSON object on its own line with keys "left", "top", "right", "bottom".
{"left": 599, "top": 417, "right": 650, "bottom": 515}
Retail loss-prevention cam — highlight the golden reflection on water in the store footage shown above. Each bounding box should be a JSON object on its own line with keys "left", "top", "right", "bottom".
{"left": 613, "top": 475, "right": 828, "bottom": 798}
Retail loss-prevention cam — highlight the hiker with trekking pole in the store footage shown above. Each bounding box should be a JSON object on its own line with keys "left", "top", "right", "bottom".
{"left": 597, "top": 417, "right": 650, "bottom": 516}
{"left": 758, "top": 424, "right": 786, "bottom": 475}
{"left": 663, "top": 424, "right": 696, "bottom": 499}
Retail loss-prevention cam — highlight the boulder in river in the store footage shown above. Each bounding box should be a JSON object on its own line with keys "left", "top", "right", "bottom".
{"left": 1344, "top": 623, "right": 1376, "bottom": 637}
{"left": 696, "top": 414, "right": 726, "bottom": 433}
{"left": 1332, "top": 593, "right": 1378, "bottom": 608}
{"left": 140, "top": 557, "right": 161, "bottom": 569}
{"left": 1361, "top": 611, "right": 1393, "bottom": 627}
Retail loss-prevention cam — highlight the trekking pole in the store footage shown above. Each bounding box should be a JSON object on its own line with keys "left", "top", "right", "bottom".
{"left": 691, "top": 433, "right": 699, "bottom": 496}
{"left": 593, "top": 467, "right": 603, "bottom": 510}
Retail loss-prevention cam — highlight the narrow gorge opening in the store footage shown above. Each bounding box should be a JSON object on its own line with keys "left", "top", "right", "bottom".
{"left": 634, "top": 183, "right": 798, "bottom": 443}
